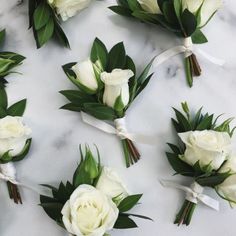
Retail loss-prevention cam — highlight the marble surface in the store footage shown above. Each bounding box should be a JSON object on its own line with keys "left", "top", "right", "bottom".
{"left": 1, "top": 0, "right": 236, "bottom": 235}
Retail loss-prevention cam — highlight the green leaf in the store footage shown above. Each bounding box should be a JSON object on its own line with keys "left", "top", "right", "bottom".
{"left": 0, "top": 88, "right": 7, "bottom": 109}
{"left": 181, "top": 9, "right": 197, "bottom": 36}
{"left": 118, "top": 194, "right": 142, "bottom": 212}
{"left": 166, "top": 152, "right": 195, "bottom": 177}
{"left": 52, "top": 182, "right": 73, "bottom": 203}
{"left": 54, "top": 21, "right": 70, "bottom": 48}
{"left": 167, "top": 143, "right": 182, "bottom": 155}
{"left": 37, "top": 17, "right": 54, "bottom": 48}
{"left": 196, "top": 114, "right": 213, "bottom": 130}
{"left": 0, "top": 107, "right": 7, "bottom": 118}
{"left": 59, "top": 90, "right": 95, "bottom": 104}
{"left": 197, "top": 172, "right": 232, "bottom": 187}
{"left": 191, "top": 29, "right": 208, "bottom": 44}
{"left": 162, "top": 1, "right": 179, "bottom": 24}
{"left": 83, "top": 103, "right": 116, "bottom": 120}
{"left": 114, "top": 95, "right": 125, "bottom": 112}
{"left": 127, "top": 0, "right": 141, "bottom": 11}
{"left": 114, "top": 215, "right": 138, "bottom": 229}
{"left": 0, "top": 151, "right": 13, "bottom": 163}
{"left": 60, "top": 103, "right": 82, "bottom": 112}
{"left": 7, "top": 99, "right": 26, "bottom": 116}
{"left": 121, "top": 212, "right": 153, "bottom": 221}
{"left": 137, "top": 57, "right": 155, "bottom": 85}
{"left": 173, "top": 108, "right": 191, "bottom": 131}
{"left": 109, "top": 6, "right": 133, "bottom": 17}
{"left": 12, "top": 139, "right": 32, "bottom": 162}
{"left": 107, "top": 42, "right": 126, "bottom": 72}
{"left": 33, "top": 2, "right": 51, "bottom": 30}
{"left": 90, "top": 38, "right": 108, "bottom": 69}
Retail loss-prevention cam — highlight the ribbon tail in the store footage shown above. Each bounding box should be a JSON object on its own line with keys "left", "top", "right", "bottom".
{"left": 81, "top": 112, "right": 117, "bottom": 135}
{"left": 153, "top": 46, "right": 188, "bottom": 67}
{"left": 199, "top": 194, "right": 220, "bottom": 211}
{"left": 195, "top": 48, "right": 225, "bottom": 66}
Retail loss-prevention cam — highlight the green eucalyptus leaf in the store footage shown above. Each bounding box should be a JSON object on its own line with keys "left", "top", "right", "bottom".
{"left": 118, "top": 194, "right": 142, "bottom": 212}
{"left": 107, "top": 42, "right": 126, "bottom": 72}
{"left": 114, "top": 215, "right": 138, "bottom": 229}
{"left": 7, "top": 99, "right": 26, "bottom": 116}
{"left": 191, "top": 29, "right": 208, "bottom": 44}
{"left": 33, "top": 2, "right": 51, "bottom": 30}
{"left": 90, "top": 38, "right": 108, "bottom": 69}
{"left": 37, "top": 17, "right": 54, "bottom": 48}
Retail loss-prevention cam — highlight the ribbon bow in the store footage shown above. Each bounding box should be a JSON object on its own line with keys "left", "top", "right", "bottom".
{"left": 153, "top": 37, "right": 224, "bottom": 67}
{"left": 81, "top": 112, "right": 156, "bottom": 145}
{"left": 160, "top": 180, "right": 219, "bottom": 211}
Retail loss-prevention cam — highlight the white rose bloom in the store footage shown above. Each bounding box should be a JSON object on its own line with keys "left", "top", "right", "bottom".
{"left": 178, "top": 130, "right": 231, "bottom": 170}
{"left": 72, "top": 59, "right": 98, "bottom": 92}
{"left": 101, "top": 69, "right": 133, "bottom": 109}
{"left": 61, "top": 184, "right": 119, "bottom": 236}
{"left": 217, "top": 156, "right": 236, "bottom": 205}
{"left": 96, "top": 167, "right": 128, "bottom": 203}
{"left": 0, "top": 116, "right": 31, "bottom": 156}
{"left": 48, "top": 0, "right": 92, "bottom": 21}
{"left": 137, "top": 0, "right": 161, "bottom": 14}
{"left": 182, "top": 0, "right": 222, "bottom": 27}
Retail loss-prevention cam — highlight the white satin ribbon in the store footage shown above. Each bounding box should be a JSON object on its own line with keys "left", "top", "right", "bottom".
{"left": 81, "top": 112, "right": 156, "bottom": 145}
{"left": 153, "top": 37, "right": 224, "bottom": 67}
{"left": 160, "top": 180, "right": 219, "bottom": 211}
{"left": 0, "top": 163, "right": 45, "bottom": 195}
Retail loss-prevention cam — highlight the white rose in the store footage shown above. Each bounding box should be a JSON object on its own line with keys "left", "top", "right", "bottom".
{"left": 72, "top": 59, "right": 98, "bottom": 93}
{"left": 0, "top": 116, "right": 31, "bottom": 156}
{"left": 61, "top": 184, "right": 119, "bottom": 236}
{"left": 48, "top": 0, "right": 92, "bottom": 21}
{"left": 101, "top": 69, "right": 133, "bottom": 110}
{"left": 217, "top": 156, "right": 236, "bottom": 206}
{"left": 178, "top": 130, "right": 231, "bottom": 170}
{"left": 96, "top": 167, "right": 128, "bottom": 203}
{"left": 182, "top": 0, "right": 222, "bottom": 27}
{"left": 137, "top": 0, "right": 161, "bottom": 14}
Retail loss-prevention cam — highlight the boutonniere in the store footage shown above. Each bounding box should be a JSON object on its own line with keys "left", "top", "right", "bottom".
{"left": 40, "top": 145, "right": 151, "bottom": 235}
{"left": 60, "top": 38, "right": 155, "bottom": 168}
{"left": 0, "top": 29, "right": 25, "bottom": 86}
{"left": 0, "top": 87, "right": 32, "bottom": 204}
{"left": 110, "top": 0, "right": 224, "bottom": 87}
{"left": 28, "top": 0, "right": 93, "bottom": 48}
{"left": 162, "top": 102, "right": 236, "bottom": 226}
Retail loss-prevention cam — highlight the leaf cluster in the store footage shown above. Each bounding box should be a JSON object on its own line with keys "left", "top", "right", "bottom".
{"left": 0, "top": 29, "right": 25, "bottom": 86}
{"left": 29, "top": 0, "right": 69, "bottom": 48}
{"left": 109, "top": 0, "right": 208, "bottom": 44}
{"left": 60, "top": 38, "right": 154, "bottom": 120}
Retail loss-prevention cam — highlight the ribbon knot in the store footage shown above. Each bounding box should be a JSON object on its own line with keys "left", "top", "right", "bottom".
{"left": 183, "top": 37, "right": 193, "bottom": 57}
{"left": 114, "top": 117, "right": 127, "bottom": 140}
{"left": 160, "top": 180, "right": 219, "bottom": 211}
{"left": 0, "top": 163, "right": 17, "bottom": 184}
{"left": 80, "top": 112, "right": 157, "bottom": 145}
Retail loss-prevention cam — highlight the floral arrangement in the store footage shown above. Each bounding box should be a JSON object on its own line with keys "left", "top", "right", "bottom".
{"left": 110, "top": 0, "right": 223, "bottom": 87}
{"left": 40, "top": 145, "right": 151, "bottom": 236}
{"left": 0, "top": 29, "right": 25, "bottom": 86}
{"left": 0, "top": 87, "right": 32, "bottom": 204}
{"left": 164, "top": 102, "right": 236, "bottom": 225}
{"left": 28, "top": 0, "right": 93, "bottom": 48}
{"left": 60, "top": 38, "right": 155, "bottom": 167}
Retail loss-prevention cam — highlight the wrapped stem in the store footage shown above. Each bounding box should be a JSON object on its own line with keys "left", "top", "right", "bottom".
{"left": 174, "top": 199, "right": 197, "bottom": 226}
{"left": 7, "top": 181, "right": 22, "bottom": 204}
{"left": 121, "top": 139, "right": 140, "bottom": 168}
{"left": 185, "top": 54, "right": 202, "bottom": 87}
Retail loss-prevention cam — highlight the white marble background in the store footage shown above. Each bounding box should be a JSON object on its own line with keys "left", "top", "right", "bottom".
{"left": 1, "top": 0, "right": 236, "bottom": 235}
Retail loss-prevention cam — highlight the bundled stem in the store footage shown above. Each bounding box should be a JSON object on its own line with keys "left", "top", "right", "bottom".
{"left": 7, "top": 181, "right": 22, "bottom": 204}
{"left": 174, "top": 200, "right": 197, "bottom": 226}
{"left": 185, "top": 54, "right": 202, "bottom": 87}
{"left": 121, "top": 139, "right": 140, "bottom": 168}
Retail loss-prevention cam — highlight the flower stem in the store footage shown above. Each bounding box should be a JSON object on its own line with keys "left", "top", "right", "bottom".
{"left": 121, "top": 139, "right": 140, "bottom": 168}
{"left": 185, "top": 54, "right": 202, "bottom": 87}
{"left": 174, "top": 200, "right": 197, "bottom": 226}
{"left": 7, "top": 181, "right": 22, "bottom": 204}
